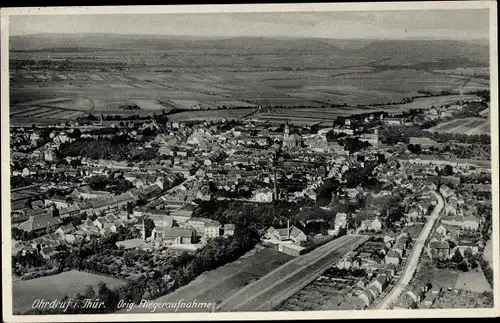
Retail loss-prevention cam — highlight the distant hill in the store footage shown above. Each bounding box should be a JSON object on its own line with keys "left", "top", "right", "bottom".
{"left": 9, "top": 34, "right": 490, "bottom": 66}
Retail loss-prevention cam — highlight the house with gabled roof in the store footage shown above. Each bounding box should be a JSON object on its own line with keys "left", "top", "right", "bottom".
{"left": 462, "top": 216, "right": 479, "bottom": 231}
{"left": 266, "top": 224, "right": 307, "bottom": 245}
{"left": 72, "top": 185, "right": 110, "bottom": 200}
{"left": 457, "top": 241, "right": 479, "bottom": 256}
{"left": 385, "top": 250, "right": 401, "bottom": 265}
{"left": 358, "top": 289, "right": 375, "bottom": 307}
{"left": 55, "top": 223, "right": 76, "bottom": 237}
{"left": 162, "top": 228, "right": 196, "bottom": 245}
{"left": 356, "top": 277, "right": 369, "bottom": 289}
{"left": 360, "top": 217, "right": 382, "bottom": 232}
{"left": 371, "top": 274, "right": 388, "bottom": 294}
{"left": 435, "top": 223, "right": 448, "bottom": 238}
{"left": 18, "top": 213, "right": 62, "bottom": 234}
{"left": 406, "top": 285, "right": 425, "bottom": 303}
{"left": 223, "top": 223, "right": 235, "bottom": 237}
{"left": 40, "top": 246, "right": 59, "bottom": 259}
{"left": 367, "top": 285, "right": 380, "bottom": 299}
{"left": 393, "top": 294, "right": 417, "bottom": 309}
{"left": 427, "top": 239, "right": 450, "bottom": 259}
{"left": 420, "top": 292, "right": 439, "bottom": 309}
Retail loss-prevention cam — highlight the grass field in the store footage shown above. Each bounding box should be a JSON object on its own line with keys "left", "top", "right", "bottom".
{"left": 432, "top": 289, "right": 493, "bottom": 309}
{"left": 9, "top": 36, "right": 489, "bottom": 126}
{"left": 277, "top": 275, "right": 357, "bottom": 311}
{"left": 10, "top": 68, "right": 488, "bottom": 110}
{"left": 12, "top": 270, "right": 127, "bottom": 314}
{"left": 414, "top": 262, "right": 459, "bottom": 289}
{"left": 454, "top": 269, "right": 491, "bottom": 293}
{"left": 428, "top": 117, "right": 490, "bottom": 135}
{"left": 10, "top": 106, "right": 84, "bottom": 120}
{"left": 123, "top": 247, "right": 293, "bottom": 313}
{"left": 404, "top": 224, "right": 424, "bottom": 239}
{"left": 168, "top": 108, "right": 255, "bottom": 122}
{"left": 484, "top": 239, "right": 493, "bottom": 267}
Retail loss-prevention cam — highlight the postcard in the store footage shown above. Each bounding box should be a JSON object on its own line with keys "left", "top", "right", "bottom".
{"left": 1, "top": 2, "right": 498, "bottom": 322}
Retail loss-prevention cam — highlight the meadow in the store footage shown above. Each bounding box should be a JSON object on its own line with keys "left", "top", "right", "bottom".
{"left": 123, "top": 248, "right": 293, "bottom": 313}
{"left": 9, "top": 35, "right": 490, "bottom": 124}
{"left": 454, "top": 269, "right": 491, "bottom": 293}
{"left": 428, "top": 117, "right": 490, "bottom": 135}
{"left": 12, "top": 270, "right": 127, "bottom": 314}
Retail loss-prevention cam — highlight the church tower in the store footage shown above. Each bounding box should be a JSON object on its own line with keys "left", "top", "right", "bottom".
{"left": 284, "top": 122, "right": 290, "bottom": 140}
{"left": 273, "top": 167, "right": 278, "bottom": 202}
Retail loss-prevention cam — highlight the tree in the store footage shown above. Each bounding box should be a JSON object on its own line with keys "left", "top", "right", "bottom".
{"left": 70, "top": 159, "right": 82, "bottom": 168}
{"left": 441, "top": 165, "right": 454, "bottom": 176}
{"left": 71, "top": 128, "right": 82, "bottom": 139}
{"left": 458, "top": 260, "right": 469, "bottom": 272}
{"left": 84, "top": 285, "right": 96, "bottom": 299}
{"left": 407, "top": 144, "right": 422, "bottom": 153}
{"left": 451, "top": 249, "right": 464, "bottom": 263}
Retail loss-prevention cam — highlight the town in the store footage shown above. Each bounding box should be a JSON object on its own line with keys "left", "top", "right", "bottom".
{"left": 10, "top": 89, "right": 493, "bottom": 314}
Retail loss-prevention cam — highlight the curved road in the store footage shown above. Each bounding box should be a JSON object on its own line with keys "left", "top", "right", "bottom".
{"left": 376, "top": 190, "right": 445, "bottom": 309}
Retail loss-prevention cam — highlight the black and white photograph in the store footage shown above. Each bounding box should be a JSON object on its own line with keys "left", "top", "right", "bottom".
{"left": 1, "top": 2, "right": 498, "bottom": 322}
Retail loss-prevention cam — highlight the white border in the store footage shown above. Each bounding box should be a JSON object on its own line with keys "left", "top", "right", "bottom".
{"left": 1, "top": 2, "right": 499, "bottom": 322}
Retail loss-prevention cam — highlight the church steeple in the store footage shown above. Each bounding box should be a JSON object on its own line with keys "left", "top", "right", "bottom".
{"left": 284, "top": 122, "right": 290, "bottom": 139}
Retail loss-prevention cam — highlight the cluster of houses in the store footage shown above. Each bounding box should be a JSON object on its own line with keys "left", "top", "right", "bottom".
{"left": 117, "top": 207, "right": 236, "bottom": 251}
{"left": 15, "top": 212, "right": 129, "bottom": 260}
{"left": 426, "top": 185, "right": 481, "bottom": 260}
{"left": 337, "top": 232, "right": 412, "bottom": 274}
{"left": 354, "top": 271, "right": 390, "bottom": 308}
{"left": 394, "top": 283, "right": 443, "bottom": 309}
{"left": 423, "top": 99, "right": 483, "bottom": 119}
{"left": 155, "top": 122, "right": 365, "bottom": 204}
{"left": 51, "top": 184, "right": 162, "bottom": 218}
{"left": 264, "top": 221, "right": 308, "bottom": 256}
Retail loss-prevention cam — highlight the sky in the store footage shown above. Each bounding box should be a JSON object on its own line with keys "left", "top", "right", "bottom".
{"left": 9, "top": 9, "right": 489, "bottom": 40}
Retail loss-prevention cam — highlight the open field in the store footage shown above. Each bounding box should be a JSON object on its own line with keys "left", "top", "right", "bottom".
{"left": 123, "top": 248, "right": 293, "bottom": 313}
{"left": 484, "top": 239, "right": 493, "bottom": 267}
{"left": 414, "top": 262, "right": 459, "bottom": 290}
{"left": 454, "top": 269, "right": 491, "bottom": 293}
{"left": 432, "top": 290, "right": 493, "bottom": 309}
{"left": 250, "top": 94, "right": 484, "bottom": 125}
{"left": 9, "top": 36, "right": 489, "bottom": 125}
{"left": 10, "top": 105, "right": 86, "bottom": 120}
{"left": 9, "top": 71, "right": 487, "bottom": 112}
{"left": 12, "top": 270, "right": 127, "bottom": 314}
{"left": 169, "top": 100, "right": 218, "bottom": 110}
{"left": 277, "top": 273, "right": 358, "bottom": 311}
{"left": 10, "top": 116, "right": 66, "bottom": 127}
{"left": 168, "top": 108, "right": 255, "bottom": 122}
{"left": 427, "top": 117, "right": 490, "bottom": 135}
{"left": 388, "top": 94, "right": 481, "bottom": 110}
{"left": 217, "top": 234, "right": 370, "bottom": 312}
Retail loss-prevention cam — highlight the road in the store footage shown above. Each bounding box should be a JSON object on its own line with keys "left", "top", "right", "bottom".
{"left": 376, "top": 190, "right": 445, "bottom": 309}
{"left": 241, "top": 105, "right": 261, "bottom": 119}
{"left": 217, "top": 234, "right": 370, "bottom": 312}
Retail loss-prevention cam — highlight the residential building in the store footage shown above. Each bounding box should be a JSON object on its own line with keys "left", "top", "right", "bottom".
{"left": 370, "top": 274, "right": 388, "bottom": 294}
{"left": 385, "top": 250, "right": 401, "bottom": 265}
{"left": 18, "top": 213, "right": 62, "bottom": 234}
{"left": 333, "top": 212, "right": 348, "bottom": 234}
{"left": 462, "top": 216, "right": 479, "bottom": 230}
{"left": 360, "top": 217, "right": 383, "bottom": 232}
{"left": 406, "top": 285, "right": 425, "bottom": 303}
{"left": 162, "top": 228, "right": 196, "bottom": 245}
{"left": 427, "top": 240, "right": 450, "bottom": 259}
{"left": 266, "top": 225, "right": 307, "bottom": 244}
{"left": 223, "top": 223, "right": 235, "bottom": 237}
{"left": 358, "top": 290, "right": 375, "bottom": 307}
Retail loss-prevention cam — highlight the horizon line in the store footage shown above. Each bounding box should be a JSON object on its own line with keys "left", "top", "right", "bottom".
{"left": 9, "top": 32, "right": 490, "bottom": 41}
